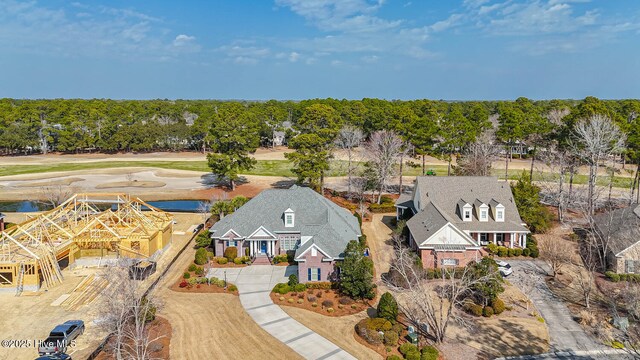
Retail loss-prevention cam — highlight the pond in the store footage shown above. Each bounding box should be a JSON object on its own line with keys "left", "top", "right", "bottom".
{"left": 0, "top": 200, "right": 208, "bottom": 213}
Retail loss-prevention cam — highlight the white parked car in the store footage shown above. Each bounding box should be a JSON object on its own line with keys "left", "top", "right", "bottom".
{"left": 497, "top": 260, "right": 512, "bottom": 277}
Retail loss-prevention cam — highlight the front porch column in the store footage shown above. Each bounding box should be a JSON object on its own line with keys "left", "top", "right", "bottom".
{"left": 251, "top": 241, "right": 256, "bottom": 256}
{"left": 493, "top": 233, "right": 497, "bottom": 245}
{"left": 510, "top": 233, "right": 515, "bottom": 248}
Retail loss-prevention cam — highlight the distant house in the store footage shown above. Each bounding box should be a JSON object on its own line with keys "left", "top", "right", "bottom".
{"left": 592, "top": 204, "right": 640, "bottom": 274}
{"left": 209, "top": 185, "right": 361, "bottom": 283}
{"left": 396, "top": 177, "right": 529, "bottom": 268}
{"left": 272, "top": 121, "right": 293, "bottom": 146}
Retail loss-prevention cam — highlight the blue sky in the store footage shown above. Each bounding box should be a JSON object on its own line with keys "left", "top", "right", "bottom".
{"left": 0, "top": 0, "right": 638, "bottom": 100}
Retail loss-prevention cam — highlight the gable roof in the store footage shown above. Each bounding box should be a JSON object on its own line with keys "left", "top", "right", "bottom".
{"left": 210, "top": 185, "right": 360, "bottom": 259}
{"left": 593, "top": 204, "right": 640, "bottom": 256}
{"left": 401, "top": 176, "right": 529, "bottom": 234}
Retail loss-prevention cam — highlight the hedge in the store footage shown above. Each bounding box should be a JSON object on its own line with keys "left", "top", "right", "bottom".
{"left": 607, "top": 271, "right": 640, "bottom": 282}
{"left": 224, "top": 246, "right": 238, "bottom": 261}
{"left": 305, "top": 281, "right": 333, "bottom": 290}
{"left": 369, "top": 203, "right": 396, "bottom": 213}
{"left": 421, "top": 346, "right": 439, "bottom": 360}
{"left": 273, "top": 283, "right": 291, "bottom": 294}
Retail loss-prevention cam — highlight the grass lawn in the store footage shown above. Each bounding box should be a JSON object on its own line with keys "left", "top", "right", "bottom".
{"left": 0, "top": 159, "right": 633, "bottom": 188}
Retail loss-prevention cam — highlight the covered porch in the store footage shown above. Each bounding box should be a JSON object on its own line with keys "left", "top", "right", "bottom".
{"left": 246, "top": 239, "right": 278, "bottom": 257}
{"left": 473, "top": 232, "right": 527, "bottom": 248}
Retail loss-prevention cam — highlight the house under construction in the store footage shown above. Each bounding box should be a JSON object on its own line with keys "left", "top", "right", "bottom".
{"left": 0, "top": 193, "right": 173, "bottom": 294}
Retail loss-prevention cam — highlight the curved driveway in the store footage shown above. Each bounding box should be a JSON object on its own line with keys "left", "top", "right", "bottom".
{"left": 208, "top": 265, "right": 357, "bottom": 360}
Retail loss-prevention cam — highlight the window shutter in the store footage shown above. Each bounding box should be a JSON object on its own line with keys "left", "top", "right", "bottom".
{"left": 318, "top": 268, "right": 321, "bottom": 281}
{"left": 308, "top": 268, "right": 312, "bottom": 281}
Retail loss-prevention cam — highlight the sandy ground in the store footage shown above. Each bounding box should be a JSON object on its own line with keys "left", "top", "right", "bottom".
{"left": 151, "top": 221, "right": 302, "bottom": 360}
{"left": 0, "top": 212, "right": 199, "bottom": 360}
{"left": 281, "top": 306, "right": 382, "bottom": 360}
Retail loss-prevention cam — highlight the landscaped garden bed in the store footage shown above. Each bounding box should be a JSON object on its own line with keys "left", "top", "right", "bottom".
{"left": 270, "top": 281, "right": 369, "bottom": 317}
{"left": 170, "top": 261, "right": 238, "bottom": 295}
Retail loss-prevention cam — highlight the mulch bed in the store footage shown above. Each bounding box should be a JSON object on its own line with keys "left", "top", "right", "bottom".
{"left": 169, "top": 277, "right": 239, "bottom": 295}
{"left": 209, "top": 262, "right": 248, "bottom": 268}
{"left": 95, "top": 316, "right": 172, "bottom": 360}
{"left": 271, "top": 288, "right": 371, "bottom": 317}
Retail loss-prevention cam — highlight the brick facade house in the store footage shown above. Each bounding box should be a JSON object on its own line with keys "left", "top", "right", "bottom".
{"left": 209, "top": 185, "right": 361, "bottom": 283}
{"left": 592, "top": 204, "right": 640, "bottom": 274}
{"left": 396, "top": 177, "right": 529, "bottom": 269}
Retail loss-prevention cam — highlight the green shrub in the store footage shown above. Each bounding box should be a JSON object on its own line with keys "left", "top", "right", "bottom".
{"left": 183, "top": 272, "right": 190, "bottom": 279}
{"left": 217, "top": 257, "right": 228, "bottom": 265}
{"left": 405, "top": 350, "right": 421, "bottom": 360}
{"left": 492, "top": 298, "right": 506, "bottom": 314}
{"left": 294, "top": 283, "right": 306, "bottom": 292}
{"left": 383, "top": 331, "right": 398, "bottom": 346}
{"left": 386, "top": 355, "right": 402, "bottom": 360}
{"left": 400, "top": 343, "right": 419, "bottom": 356}
{"left": 513, "top": 248, "right": 523, "bottom": 257}
{"left": 420, "top": 346, "right": 439, "bottom": 360}
{"left": 297, "top": 299, "right": 304, "bottom": 304}
{"left": 606, "top": 271, "right": 621, "bottom": 282}
{"left": 287, "top": 298, "right": 294, "bottom": 303}
{"left": 522, "top": 248, "right": 531, "bottom": 257}
{"left": 312, "top": 302, "right": 318, "bottom": 307}
{"left": 194, "top": 247, "right": 208, "bottom": 265}
{"left": 305, "top": 282, "right": 332, "bottom": 290}
{"left": 233, "top": 257, "right": 243, "bottom": 265}
{"left": 228, "top": 284, "right": 237, "bottom": 292}
{"left": 273, "top": 254, "right": 288, "bottom": 264}
{"left": 369, "top": 203, "right": 396, "bottom": 213}
{"left": 497, "top": 246, "right": 508, "bottom": 257}
{"left": 621, "top": 273, "right": 629, "bottom": 281}
{"left": 327, "top": 307, "right": 334, "bottom": 313}
{"left": 377, "top": 292, "right": 399, "bottom": 323}
{"left": 464, "top": 302, "right": 483, "bottom": 317}
{"left": 245, "top": 247, "right": 249, "bottom": 256}
{"left": 355, "top": 212, "right": 363, "bottom": 227}
{"left": 188, "top": 263, "right": 197, "bottom": 272}
{"left": 487, "top": 243, "right": 498, "bottom": 255}
{"left": 288, "top": 274, "right": 299, "bottom": 286}
{"left": 273, "top": 283, "right": 291, "bottom": 294}
{"left": 195, "top": 267, "right": 204, "bottom": 276}
{"left": 224, "top": 246, "right": 237, "bottom": 261}
{"left": 483, "top": 306, "right": 494, "bottom": 317}
{"left": 507, "top": 248, "right": 514, "bottom": 257}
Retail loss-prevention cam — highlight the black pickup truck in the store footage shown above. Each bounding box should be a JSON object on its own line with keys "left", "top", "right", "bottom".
{"left": 37, "top": 320, "right": 84, "bottom": 355}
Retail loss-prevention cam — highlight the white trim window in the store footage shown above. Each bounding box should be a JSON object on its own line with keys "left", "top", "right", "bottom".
{"left": 227, "top": 240, "right": 237, "bottom": 247}
{"left": 496, "top": 210, "right": 504, "bottom": 221}
{"left": 480, "top": 210, "right": 488, "bottom": 221}
{"left": 441, "top": 258, "right": 459, "bottom": 266}
{"left": 308, "top": 267, "right": 321, "bottom": 281}
{"left": 280, "top": 236, "right": 299, "bottom": 251}
{"left": 464, "top": 210, "right": 471, "bottom": 221}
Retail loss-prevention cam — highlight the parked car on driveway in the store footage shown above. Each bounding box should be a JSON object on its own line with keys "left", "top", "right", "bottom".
{"left": 35, "top": 353, "right": 72, "bottom": 360}
{"left": 38, "top": 320, "right": 84, "bottom": 355}
{"left": 497, "top": 260, "right": 513, "bottom": 277}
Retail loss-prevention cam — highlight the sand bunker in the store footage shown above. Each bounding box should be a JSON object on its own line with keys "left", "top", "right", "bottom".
{"left": 95, "top": 181, "right": 166, "bottom": 189}
{"left": 17, "top": 177, "right": 85, "bottom": 188}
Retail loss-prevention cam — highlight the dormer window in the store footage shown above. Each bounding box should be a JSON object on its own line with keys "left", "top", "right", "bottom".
{"left": 491, "top": 200, "right": 505, "bottom": 222}
{"left": 475, "top": 200, "right": 489, "bottom": 222}
{"left": 284, "top": 208, "right": 295, "bottom": 227}
{"left": 459, "top": 200, "right": 473, "bottom": 222}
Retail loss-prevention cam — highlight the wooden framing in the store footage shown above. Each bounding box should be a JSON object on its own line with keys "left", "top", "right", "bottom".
{"left": 0, "top": 193, "right": 173, "bottom": 293}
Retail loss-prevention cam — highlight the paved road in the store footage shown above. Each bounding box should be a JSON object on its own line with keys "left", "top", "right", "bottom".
{"left": 507, "top": 260, "right": 632, "bottom": 359}
{"left": 208, "top": 265, "right": 357, "bottom": 360}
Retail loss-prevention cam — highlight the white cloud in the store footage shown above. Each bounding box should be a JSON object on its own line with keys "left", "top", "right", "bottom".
{"left": 173, "top": 34, "right": 196, "bottom": 46}
{"left": 288, "top": 51, "right": 300, "bottom": 62}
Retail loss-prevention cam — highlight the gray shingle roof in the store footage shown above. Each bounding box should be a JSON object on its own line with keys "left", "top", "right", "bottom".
{"left": 400, "top": 176, "right": 529, "bottom": 244}
{"left": 210, "top": 185, "right": 360, "bottom": 259}
{"left": 593, "top": 204, "right": 640, "bottom": 256}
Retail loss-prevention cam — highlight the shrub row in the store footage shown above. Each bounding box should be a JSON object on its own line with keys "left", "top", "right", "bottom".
{"left": 463, "top": 298, "right": 505, "bottom": 318}
{"left": 272, "top": 282, "right": 307, "bottom": 294}
{"left": 273, "top": 254, "right": 289, "bottom": 264}
{"left": 305, "top": 281, "right": 333, "bottom": 290}
{"left": 605, "top": 271, "right": 640, "bottom": 282}
{"left": 398, "top": 343, "right": 437, "bottom": 360}
{"left": 425, "top": 267, "right": 466, "bottom": 280}
{"left": 369, "top": 203, "right": 396, "bottom": 213}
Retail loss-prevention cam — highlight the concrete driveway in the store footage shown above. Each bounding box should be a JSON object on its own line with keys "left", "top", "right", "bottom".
{"left": 507, "top": 260, "right": 616, "bottom": 356}
{"left": 208, "top": 265, "right": 356, "bottom": 360}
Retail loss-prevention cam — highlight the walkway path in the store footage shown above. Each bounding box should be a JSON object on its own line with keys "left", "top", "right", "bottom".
{"left": 208, "top": 265, "right": 357, "bottom": 360}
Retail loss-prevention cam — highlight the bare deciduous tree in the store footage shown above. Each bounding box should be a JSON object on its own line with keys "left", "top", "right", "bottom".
{"left": 335, "top": 125, "right": 364, "bottom": 197}
{"left": 99, "top": 263, "right": 163, "bottom": 360}
{"left": 383, "top": 237, "right": 498, "bottom": 343}
{"left": 456, "top": 131, "right": 499, "bottom": 177}
{"left": 571, "top": 114, "right": 625, "bottom": 217}
{"left": 40, "top": 185, "right": 75, "bottom": 208}
{"left": 364, "top": 130, "right": 407, "bottom": 204}
{"left": 537, "top": 236, "right": 573, "bottom": 277}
